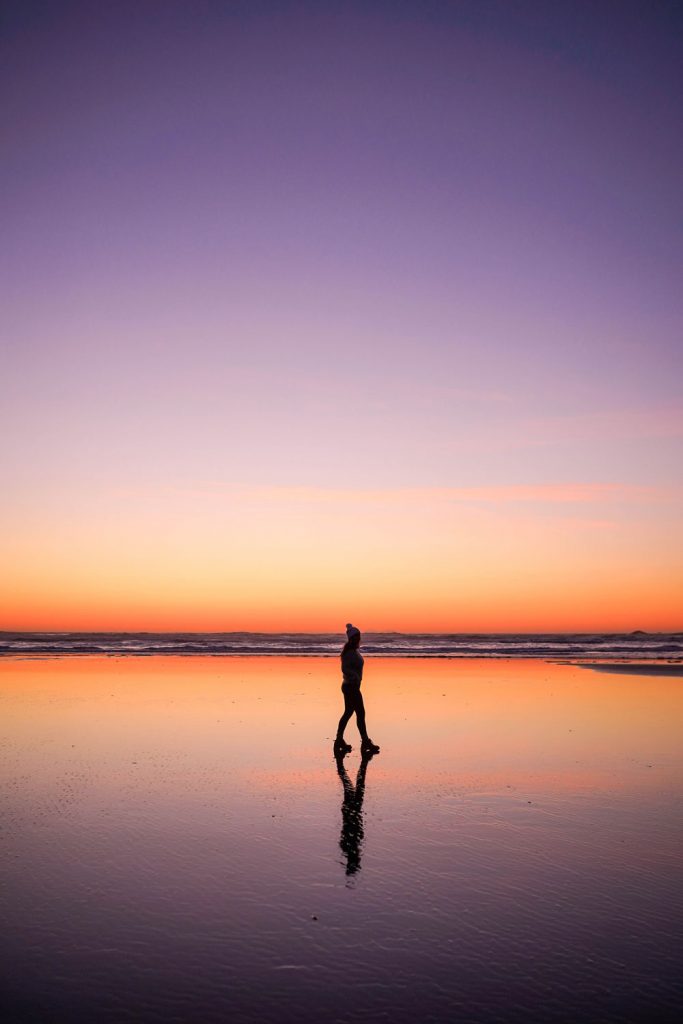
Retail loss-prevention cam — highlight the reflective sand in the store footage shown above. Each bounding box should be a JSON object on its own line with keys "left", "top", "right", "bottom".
{"left": 1, "top": 657, "right": 681, "bottom": 1022}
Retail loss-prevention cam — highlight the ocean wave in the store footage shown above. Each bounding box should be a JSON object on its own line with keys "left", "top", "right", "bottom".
{"left": 0, "top": 631, "right": 681, "bottom": 660}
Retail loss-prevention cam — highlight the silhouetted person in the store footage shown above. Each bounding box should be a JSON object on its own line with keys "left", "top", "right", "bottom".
{"left": 334, "top": 623, "right": 380, "bottom": 755}
{"left": 335, "top": 749, "right": 375, "bottom": 875}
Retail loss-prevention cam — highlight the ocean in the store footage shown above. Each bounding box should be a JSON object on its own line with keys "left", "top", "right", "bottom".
{"left": 0, "top": 630, "right": 680, "bottom": 659}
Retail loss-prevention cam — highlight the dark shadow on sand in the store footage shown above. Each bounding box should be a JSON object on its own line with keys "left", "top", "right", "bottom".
{"left": 578, "top": 663, "right": 683, "bottom": 677}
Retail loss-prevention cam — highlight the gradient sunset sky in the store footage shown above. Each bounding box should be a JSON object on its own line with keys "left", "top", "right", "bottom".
{"left": 2, "top": 0, "right": 682, "bottom": 632}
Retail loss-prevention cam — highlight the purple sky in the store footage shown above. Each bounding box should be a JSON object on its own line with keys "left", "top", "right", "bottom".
{"left": 2, "top": 1, "right": 682, "bottom": 628}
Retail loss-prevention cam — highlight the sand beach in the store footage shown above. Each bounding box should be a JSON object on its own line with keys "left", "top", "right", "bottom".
{"left": 1, "top": 655, "right": 681, "bottom": 1022}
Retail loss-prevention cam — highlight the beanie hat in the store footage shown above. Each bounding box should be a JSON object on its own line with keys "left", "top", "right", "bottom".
{"left": 346, "top": 623, "right": 361, "bottom": 641}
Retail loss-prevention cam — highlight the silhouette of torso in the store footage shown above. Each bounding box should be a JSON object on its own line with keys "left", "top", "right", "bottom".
{"left": 341, "top": 649, "right": 364, "bottom": 687}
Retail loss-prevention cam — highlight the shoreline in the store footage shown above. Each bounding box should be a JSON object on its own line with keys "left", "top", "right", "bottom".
{"left": 1, "top": 652, "right": 682, "bottom": 675}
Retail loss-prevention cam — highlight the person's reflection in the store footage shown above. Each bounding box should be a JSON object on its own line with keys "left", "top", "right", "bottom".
{"left": 335, "top": 750, "right": 375, "bottom": 876}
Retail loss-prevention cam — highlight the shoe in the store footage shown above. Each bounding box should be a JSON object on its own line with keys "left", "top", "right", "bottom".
{"left": 334, "top": 739, "right": 352, "bottom": 753}
{"left": 361, "top": 739, "right": 380, "bottom": 754}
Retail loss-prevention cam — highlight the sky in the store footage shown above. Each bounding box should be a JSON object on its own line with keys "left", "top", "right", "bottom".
{"left": 2, "top": 0, "right": 682, "bottom": 632}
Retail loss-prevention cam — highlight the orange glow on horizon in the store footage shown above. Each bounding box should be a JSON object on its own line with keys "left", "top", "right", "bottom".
{"left": 2, "top": 561, "right": 682, "bottom": 632}
{"left": 3, "top": 579, "right": 681, "bottom": 632}
{"left": 2, "top": 484, "right": 681, "bottom": 633}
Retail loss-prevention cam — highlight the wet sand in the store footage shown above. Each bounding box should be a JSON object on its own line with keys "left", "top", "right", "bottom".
{"left": 576, "top": 662, "right": 683, "bottom": 677}
{"left": 1, "top": 656, "right": 682, "bottom": 1023}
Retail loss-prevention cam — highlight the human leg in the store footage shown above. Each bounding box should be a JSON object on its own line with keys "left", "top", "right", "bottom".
{"left": 352, "top": 689, "right": 369, "bottom": 741}
{"left": 336, "top": 685, "right": 355, "bottom": 746}
{"left": 353, "top": 690, "right": 380, "bottom": 753}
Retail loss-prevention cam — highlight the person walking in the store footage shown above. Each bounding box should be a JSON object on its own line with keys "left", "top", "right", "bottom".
{"left": 334, "top": 623, "right": 380, "bottom": 755}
